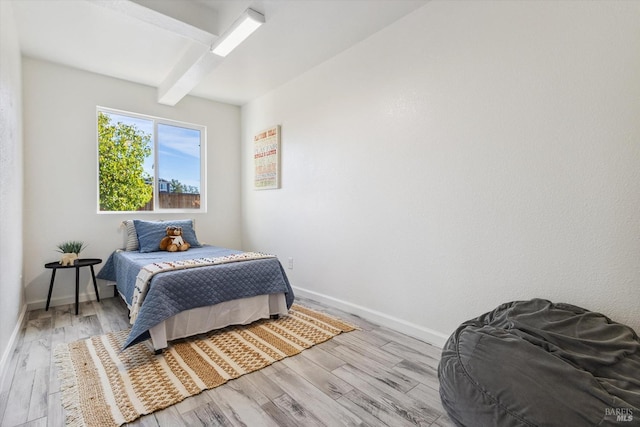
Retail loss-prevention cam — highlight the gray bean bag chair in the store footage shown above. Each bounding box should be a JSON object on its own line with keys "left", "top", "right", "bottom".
{"left": 438, "top": 299, "right": 640, "bottom": 426}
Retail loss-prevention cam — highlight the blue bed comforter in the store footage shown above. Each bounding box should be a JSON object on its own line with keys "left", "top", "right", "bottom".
{"left": 97, "top": 246, "right": 294, "bottom": 349}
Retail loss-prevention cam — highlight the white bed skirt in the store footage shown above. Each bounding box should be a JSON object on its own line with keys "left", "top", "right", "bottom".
{"left": 148, "top": 293, "right": 288, "bottom": 350}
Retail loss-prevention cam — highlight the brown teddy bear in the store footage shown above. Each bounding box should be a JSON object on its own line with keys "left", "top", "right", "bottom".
{"left": 159, "top": 226, "right": 191, "bottom": 252}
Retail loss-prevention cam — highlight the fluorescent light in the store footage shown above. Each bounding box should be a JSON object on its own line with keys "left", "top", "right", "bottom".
{"left": 211, "top": 8, "right": 265, "bottom": 57}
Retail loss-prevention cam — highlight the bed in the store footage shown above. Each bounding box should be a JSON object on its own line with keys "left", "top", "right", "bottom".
{"left": 97, "top": 219, "right": 294, "bottom": 351}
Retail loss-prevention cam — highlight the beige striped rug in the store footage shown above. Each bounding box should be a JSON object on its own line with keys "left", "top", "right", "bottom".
{"left": 54, "top": 304, "right": 356, "bottom": 427}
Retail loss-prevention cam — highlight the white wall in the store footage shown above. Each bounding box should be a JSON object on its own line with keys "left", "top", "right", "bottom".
{"left": 241, "top": 1, "right": 640, "bottom": 345}
{"left": 0, "top": 0, "right": 26, "bottom": 386}
{"left": 22, "top": 58, "right": 242, "bottom": 308}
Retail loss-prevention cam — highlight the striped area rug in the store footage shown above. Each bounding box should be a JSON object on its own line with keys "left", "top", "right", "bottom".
{"left": 54, "top": 304, "right": 356, "bottom": 427}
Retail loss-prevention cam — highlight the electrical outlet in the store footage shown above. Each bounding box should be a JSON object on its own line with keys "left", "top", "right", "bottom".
{"left": 288, "top": 257, "right": 294, "bottom": 269}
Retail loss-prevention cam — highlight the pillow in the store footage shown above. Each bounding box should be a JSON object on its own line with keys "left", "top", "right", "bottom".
{"left": 122, "top": 220, "right": 139, "bottom": 251}
{"left": 133, "top": 219, "right": 201, "bottom": 253}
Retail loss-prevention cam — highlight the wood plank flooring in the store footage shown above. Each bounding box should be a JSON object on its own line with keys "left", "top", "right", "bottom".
{"left": 0, "top": 296, "right": 454, "bottom": 426}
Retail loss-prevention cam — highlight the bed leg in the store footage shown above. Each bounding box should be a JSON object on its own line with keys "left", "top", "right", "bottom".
{"left": 270, "top": 314, "right": 280, "bottom": 320}
{"left": 154, "top": 348, "right": 163, "bottom": 355}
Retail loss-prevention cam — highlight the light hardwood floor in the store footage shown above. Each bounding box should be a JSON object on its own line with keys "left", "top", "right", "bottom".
{"left": 0, "top": 296, "right": 454, "bottom": 426}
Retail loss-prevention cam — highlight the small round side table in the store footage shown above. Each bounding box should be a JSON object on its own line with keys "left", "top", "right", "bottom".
{"left": 44, "top": 258, "right": 102, "bottom": 315}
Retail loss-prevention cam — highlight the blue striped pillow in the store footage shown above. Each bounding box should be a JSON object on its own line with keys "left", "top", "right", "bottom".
{"left": 122, "top": 220, "right": 139, "bottom": 251}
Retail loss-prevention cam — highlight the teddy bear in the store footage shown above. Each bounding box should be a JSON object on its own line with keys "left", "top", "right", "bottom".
{"left": 159, "top": 226, "right": 190, "bottom": 252}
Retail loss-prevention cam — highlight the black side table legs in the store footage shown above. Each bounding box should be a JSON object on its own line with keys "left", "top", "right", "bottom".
{"left": 73, "top": 265, "right": 101, "bottom": 315}
{"left": 44, "top": 258, "right": 103, "bottom": 315}
{"left": 45, "top": 269, "right": 57, "bottom": 311}
{"left": 75, "top": 266, "right": 79, "bottom": 315}
{"left": 90, "top": 265, "right": 100, "bottom": 303}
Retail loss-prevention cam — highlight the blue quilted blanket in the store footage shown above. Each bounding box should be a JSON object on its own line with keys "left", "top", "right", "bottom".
{"left": 97, "top": 246, "right": 294, "bottom": 349}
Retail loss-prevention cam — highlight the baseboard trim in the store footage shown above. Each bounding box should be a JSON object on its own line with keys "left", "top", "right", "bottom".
{"left": 26, "top": 291, "right": 105, "bottom": 311}
{"left": 0, "top": 303, "right": 27, "bottom": 392}
{"left": 292, "top": 286, "right": 448, "bottom": 348}
{"left": 26, "top": 287, "right": 450, "bottom": 348}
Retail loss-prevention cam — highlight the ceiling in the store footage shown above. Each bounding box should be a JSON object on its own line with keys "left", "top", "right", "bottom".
{"left": 12, "top": 0, "right": 428, "bottom": 106}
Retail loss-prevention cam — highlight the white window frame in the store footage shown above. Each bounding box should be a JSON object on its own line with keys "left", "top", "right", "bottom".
{"left": 97, "top": 106, "right": 207, "bottom": 214}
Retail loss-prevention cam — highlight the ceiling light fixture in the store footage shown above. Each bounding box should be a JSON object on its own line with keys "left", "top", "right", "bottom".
{"left": 210, "top": 8, "right": 265, "bottom": 57}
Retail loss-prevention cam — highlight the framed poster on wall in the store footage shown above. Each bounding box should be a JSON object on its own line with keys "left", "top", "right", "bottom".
{"left": 254, "top": 125, "right": 280, "bottom": 190}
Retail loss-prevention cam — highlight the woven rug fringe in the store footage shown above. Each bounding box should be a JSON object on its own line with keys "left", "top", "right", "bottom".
{"left": 54, "top": 343, "right": 85, "bottom": 427}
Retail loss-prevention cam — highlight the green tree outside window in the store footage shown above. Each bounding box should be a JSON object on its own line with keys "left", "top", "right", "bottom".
{"left": 98, "top": 112, "right": 153, "bottom": 211}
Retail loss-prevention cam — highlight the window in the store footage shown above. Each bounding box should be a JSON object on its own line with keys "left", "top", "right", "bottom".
{"left": 97, "top": 107, "right": 206, "bottom": 212}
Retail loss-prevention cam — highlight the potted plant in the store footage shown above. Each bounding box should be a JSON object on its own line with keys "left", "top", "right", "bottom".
{"left": 56, "top": 240, "right": 86, "bottom": 265}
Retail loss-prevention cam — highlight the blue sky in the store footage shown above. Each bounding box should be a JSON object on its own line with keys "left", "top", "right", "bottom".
{"left": 157, "top": 124, "right": 201, "bottom": 191}
{"left": 105, "top": 112, "right": 201, "bottom": 192}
